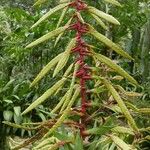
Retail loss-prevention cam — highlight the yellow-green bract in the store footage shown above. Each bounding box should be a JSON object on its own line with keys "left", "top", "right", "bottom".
{"left": 90, "top": 13, "right": 108, "bottom": 30}
{"left": 30, "top": 53, "right": 63, "bottom": 87}
{"left": 22, "top": 64, "right": 73, "bottom": 115}
{"left": 31, "top": 2, "right": 70, "bottom": 28}
{"left": 53, "top": 38, "right": 76, "bottom": 77}
{"left": 104, "top": 0, "right": 122, "bottom": 7}
{"left": 26, "top": 26, "right": 68, "bottom": 48}
{"left": 87, "top": 6, "right": 120, "bottom": 25}
{"left": 101, "top": 78, "right": 139, "bottom": 132}
{"left": 110, "top": 135, "right": 136, "bottom": 150}
{"left": 93, "top": 52, "right": 138, "bottom": 85}
{"left": 88, "top": 25, "right": 133, "bottom": 60}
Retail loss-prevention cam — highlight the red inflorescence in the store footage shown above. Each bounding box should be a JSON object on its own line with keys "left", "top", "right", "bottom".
{"left": 69, "top": 0, "right": 87, "bottom": 11}
{"left": 69, "top": 0, "right": 91, "bottom": 138}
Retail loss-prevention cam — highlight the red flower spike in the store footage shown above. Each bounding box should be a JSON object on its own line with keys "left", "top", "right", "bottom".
{"left": 69, "top": 0, "right": 87, "bottom": 11}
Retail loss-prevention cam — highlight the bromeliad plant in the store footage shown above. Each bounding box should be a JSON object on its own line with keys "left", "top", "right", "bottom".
{"left": 5, "top": 0, "right": 150, "bottom": 149}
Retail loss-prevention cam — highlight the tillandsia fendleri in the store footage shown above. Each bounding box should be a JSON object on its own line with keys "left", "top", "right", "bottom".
{"left": 4, "top": 0, "right": 150, "bottom": 150}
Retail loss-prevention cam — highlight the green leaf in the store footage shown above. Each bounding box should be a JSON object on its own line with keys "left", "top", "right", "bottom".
{"left": 85, "top": 126, "right": 113, "bottom": 135}
{"left": 88, "top": 25, "right": 133, "bottom": 60}
{"left": 54, "top": 17, "right": 72, "bottom": 47}
{"left": 53, "top": 38, "right": 76, "bottom": 77}
{"left": 74, "top": 133, "right": 84, "bottom": 150}
{"left": 44, "top": 87, "right": 80, "bottom": 138}
{"left": 112, "top": 126, "right": 134, "bottom": 135}
{"left": 3, "top": 110, "right": 13, "bottom": 121}
{"left": 26, "top": 26, "right": 68, "bottom": 48}
{"left": 56, "top": 6, "right": 68, "bottom": 28}
{"left": 101, "top": 78, "right": 139, "bottom": 132}
{"left": 31, "top": 2, "right": 70, "bottom": 28}
{"left": 87, "top": 6, "right": 120, "bottom": 25}
{"left": 90, "top": 13, "right": 108, "bottom": 30}
{"left": 30, "top": 53, "right": 63, "bottom": 87}
{"left": 93, "top": 52, "right": 138, "bottom": 85}
{"left": 13, "top": 106, "right": 21, "bottom": 116}
{"left": 110, "top": 135, "right": 136, "bottom": 150}
{"left": 104, "top": 0, "right": 122, "bottom": 7}
{"left": 33, "top": 0, "right": 48, "bottom": 6}
{"left": 22, "top": 78, "right": 67, "bottom": 115}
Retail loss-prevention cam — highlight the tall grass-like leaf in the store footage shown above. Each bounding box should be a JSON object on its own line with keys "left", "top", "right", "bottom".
{"left": 22, "top": 79, "right": 66, "bottom": 115}
{"left": 26, "top": 26, "right": 68, "bottom": 48}
{"left": 112, "top": 126, "right": 134, "bottom": 135}
{"left": 53, "top": 38, "right": 76, "bottom": 77}
{"left": 93, "top": 52, "right": 138, "bottom": 85}
{"left": 30, "top": 53, "right": 63, "bottom": 87}
{"left": 56, "top": 7, "right": 68, "bottom": 28}
{"left": 88, "top": 25, "right": 133, "bottom": 60}
{"left": 51, "top": 91, "right": 68, "bottom": 114}
{"left": 33, "top": 0, "right": 48, "bottom": 6}
{"left": 104, "top": 0, "right": 122, "bottom": 7}
{"left": 87, "top": 6, "right": 120, "bottom": 25}
{"left": 110, "top": 135, "right": 136, "bottom": 150}
{"left": 60, "top": 63, "right": 79, "bottom": 112}
{"left": 43, "top": 87, "right": 80, "bottom": 138}
{"left": 59, "top": 0, "right": 70, "bottom": 3}
{"left": 22, "top": 63, "right": 73, "bottom": 115}
{"left": 90, "top": 13, "right": 108, "bottom": 30}
{"left": 31, "top": 3, "right": 70, "bottom": 29}
{"left": 54, "top": 17, "right": 72, "bottom": 47}
{"left": 101, "top": 78, "right": 139, "bottom": 132}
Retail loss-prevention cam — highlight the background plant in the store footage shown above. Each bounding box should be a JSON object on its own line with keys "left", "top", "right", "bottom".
{"left": 0, "top": 1, "right": 147, "bottom": 150}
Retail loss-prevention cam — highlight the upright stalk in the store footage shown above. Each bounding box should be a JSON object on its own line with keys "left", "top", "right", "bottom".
{"left": 69, "top": 0, "right": 91, "bottom": 137}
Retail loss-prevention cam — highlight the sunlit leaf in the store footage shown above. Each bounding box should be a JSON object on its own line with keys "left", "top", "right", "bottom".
{"left": 30, "top": 53, "right": 63, "bottom": 87}
{"left": 100, "top": 78, "right": 139, "bottom": 132}
{"left": 87, "top": 6, "right": 120, "bottom": 25}
{"left": 104, "top": 0, "right": 122, "bottom": 7}
{"left": 93, "top": 52, "right": 138, "bottom": 85}
{"left": 88, "top": 25, "right": 133, "bottom": 60}
{"left": 26, "top": 26, "right": 68, "bottom": 48}
{"left": 31, "top": 2, "right": 70, "bottom": 28}
{"left": 53, "top": 38, "right": 76, "bottom": 77}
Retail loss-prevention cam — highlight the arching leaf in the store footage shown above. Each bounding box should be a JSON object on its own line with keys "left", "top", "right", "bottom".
{"left": 53, "top": 38, "right": 76, "bottom": 77}
{"left": 31, "top": 2, "right": 70, "bottom": 28}
{"left": 88, "top": 25, "right": 133, "bottom": 60}
{"left": 26, "top": 26, "right": 68, "bottom": 48}
{"left": 100, "top": 78, "right": 139, "bottom": 132}
{"left": 104, "top": 0, "right": 122, "bottom": 7}
{"left": 87, "top": 6, "right": 120, "bottom": 25}
{"left": 93, "top": 52, "right": 138, "bottom": 85}
{"left": 30, "top": 53, "right": 63, "bottom": 87}
{"left": 90, "top": 13, "right": 108, "bottom": 30}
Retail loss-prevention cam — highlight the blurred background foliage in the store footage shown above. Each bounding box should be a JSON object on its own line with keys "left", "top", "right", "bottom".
{"left": 0, "top": 0, "right": 150, "bottom": 149}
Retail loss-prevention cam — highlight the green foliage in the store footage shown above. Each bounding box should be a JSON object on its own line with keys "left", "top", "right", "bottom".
{"left": 0, "top": 0, "right": 150, "bottom": 150}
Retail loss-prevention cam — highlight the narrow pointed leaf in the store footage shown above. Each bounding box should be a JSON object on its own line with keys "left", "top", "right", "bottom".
{"left": 104, "top": 0, "right": 122, "bottom": 7}
{"left": 26, "top": 26, "right": 68, "bottom": 48}
{"left": 90, "top": 13, "right": 108, "bottom": 30}
{"left": 33, "top": 0, "right": 48, "bottom": 6}
{"left": 22, "top": 78, "right": 67, "bottom": 115}
{"left": 56, "top": 7, "right": 68, "bottom": 28}
{"left": 54, "top": 17, "right": 72, "bottom": 47}
{"left": 53, "top": 38, "right": 76, "bottom": 77}
{"left": 88, "top": 25, "right": 133, "bottom": 60}
{"left": 31, "top": 3, "right": 70, "bottom": 29}
{"left": 88, "top": 6, "right": 120, "bottom": 25}
{"left": 30, "top": 53, "right": 63, "bottom": 87}
{"left": 93, "top": 53, "right": 138, "bottom": 85}
{"left": 101, "top": 78, "right": 139, "bottom": 132}
{"left": 60, "top": 63, "right": 79, "bottom": 112}
{"left": 44, "top": 87, "right": 80, "bottom": 138}
{"left": 112, "top": 126, "right": 134, "bottom": 135}
{"left": 110, "top": 135, "right": 136, "bottom": 150}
